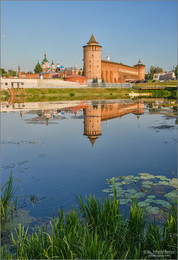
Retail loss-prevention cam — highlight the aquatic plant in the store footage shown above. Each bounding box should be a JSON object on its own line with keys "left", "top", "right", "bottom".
{"left": 1, "top": 172, "right": 16, "bottom": 227}
{"left": 1, "top": 182, "right": 177, "bottom": 259}
{"left": 103, "top": 173, "right": 178, "bottom": 215}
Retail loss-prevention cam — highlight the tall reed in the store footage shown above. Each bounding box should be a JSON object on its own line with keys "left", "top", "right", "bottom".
{"left": 1, "top": 180, "right": 177, "bottom": 259}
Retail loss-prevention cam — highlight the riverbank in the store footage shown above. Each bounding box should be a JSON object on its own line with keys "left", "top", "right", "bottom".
{"left": 1, "top": 86, "right": 177, "bottom": 102}
{"left": 1, "top": 88, "right": 132, "bottom": 102}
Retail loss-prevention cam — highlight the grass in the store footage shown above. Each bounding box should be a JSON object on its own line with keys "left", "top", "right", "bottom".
{"left": 1, "top": 179, "right": 177, "bottom": 259}
{"left": 1, "top": 172, "right": 17, "bottom": 229}
{"left": 1, "top": 88, "right": 132, "bottom": 102}
{"left": 135, "top": 80, "right": 177, "bottom": 86}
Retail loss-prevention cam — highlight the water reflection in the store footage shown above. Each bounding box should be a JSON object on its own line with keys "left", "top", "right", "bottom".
{"left": 1, "top": 100, "right": 145, "bottom": 144}
{"left": 1, "top": 99, "right": 177, "bottom": 219}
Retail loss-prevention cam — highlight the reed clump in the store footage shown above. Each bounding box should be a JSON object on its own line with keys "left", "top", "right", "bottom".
{"left": 1, "top": 172, "right": 17, "bottom": 228}
{"left": 1, "top": 180, "right": 177, "bottom": 259}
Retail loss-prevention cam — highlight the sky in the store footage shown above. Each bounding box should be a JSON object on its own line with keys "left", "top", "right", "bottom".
{"left": 1, "top": 0, "right": 177, "bottom": 73}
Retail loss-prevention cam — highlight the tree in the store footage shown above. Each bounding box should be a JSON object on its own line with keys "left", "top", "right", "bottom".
{"left": 174, "top": 65, "right": 178, "bottom": 79}
{"left": 34, "top": 62, "right": 42, "bottom": 73}
{"left": 0, "top": 68, "right": 7, "bottom": 76}
{"left": 102, "top": 76, "right": 105, "bottom": 83}
{"left": 147, "top": 66, "right": 163, "bottom": 80}
{"left": 7, "top": 69, "right": 17, "bottom": 77}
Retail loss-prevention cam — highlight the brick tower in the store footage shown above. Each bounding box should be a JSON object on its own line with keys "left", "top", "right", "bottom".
{"left": 83, "top": 104, "right": 102, "bottom": 146}
{"left": 83, "top": 34, "right": 102, "bottom": 82}
{"left": 133, "top": 59, "right": 145, "bottom": 80}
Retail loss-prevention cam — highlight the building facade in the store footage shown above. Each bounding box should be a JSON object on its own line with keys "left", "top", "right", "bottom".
{"left": 83, "top": 34, "right": 145, "bottom": 83}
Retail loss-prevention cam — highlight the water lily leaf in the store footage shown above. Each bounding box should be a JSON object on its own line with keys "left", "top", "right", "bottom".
{"left": 134, "top": 192, "right": 145, "bottom": 199}
{"left": 145, "top": 199, "right": 155, "bottom": 203}
{"left": 157, "top": 181, "right": 170, "bottom": 186}
{"left": 146, "top": 206, "right": 160, "bottom": 215}
{"left": 138, "top": 201, "right": 150, "bottom": 207}
{"left": 118, "top": 199, "right": 132, "bottom": 205}
{"left": 138, "top": 173, "right": 150, "bottom": 176}
{"left": 141, "top": 175, "right": 155, "bottom": 180}
{"left": 154, "top": 200, "right": 171, "bottom": 209}
{"left": 127, "top": 189, "right": 136, "bottom": 194}
{"left": 142, "top": 184, "right": 152, "bottom": 189}
{"left": 142, "top": 181, "right": 153, "bottom": 185}
{"left": 155, "top": 176, "right": 171, "bottom": 181}
{"left": 147, "top": 195, "right": 156, "bottom": 199}
{"left": 102, "top": 188, "right": 113, "bottom": 193}
{"left": 169, "top": 178, "right": 178, "bottom": 188}
{"left": 164, "top": 190, "right": 177, "bottom": 203}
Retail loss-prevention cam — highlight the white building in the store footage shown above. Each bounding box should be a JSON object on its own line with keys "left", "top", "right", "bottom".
{"left": 153, "top": 71, "right": 176, "bottom": 81}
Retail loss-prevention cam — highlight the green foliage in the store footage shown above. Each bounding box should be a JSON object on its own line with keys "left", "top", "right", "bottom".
{"left": 102, "top": 76, "right": 105, "bottom": 83}
{"left": 34, "top": 62, "right": 42, "bottom": 74}
{"left": 174, "top": 65, "right": 178, "bottom": 79}
{"left": 0, "top": 68, "right": 17, "bottom": 77}
{"left": 1, "top": 172, "right": 16, "bottom": 227}
{"left": 0, "top": 68, "right": 7, "bottom": 76}
{"left": 93, "top": 77, "right": 98, "bottom": 83}
{"left": 7, "top": 69, "right": 17, "bottom": 77}
{"left": 1, "top": 181, "right": 177, "bottom": 259}
{"left": 147, "top": 66, "right": 163, "bottom": 80}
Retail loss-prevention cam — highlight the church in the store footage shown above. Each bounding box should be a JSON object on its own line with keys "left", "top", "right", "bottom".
{"left": 83, "top": 34, "right": 145, "bottom": 83}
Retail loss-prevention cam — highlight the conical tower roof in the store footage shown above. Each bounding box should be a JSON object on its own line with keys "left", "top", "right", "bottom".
{"left": 87, "top": 33, "right": 99, "bottom": 45}
{"left": 88, "top": 136, "right": 98, "bottom": 147}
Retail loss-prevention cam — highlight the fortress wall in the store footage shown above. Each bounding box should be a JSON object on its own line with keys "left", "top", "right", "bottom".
{"left": 101, "top": 61, "right": 140, "bottom": 83}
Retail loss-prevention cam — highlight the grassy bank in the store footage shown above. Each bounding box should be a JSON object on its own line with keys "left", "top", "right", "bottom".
{"left": 1, "top": 177, "right": 177, "bottom": 259}
{"left": 1, "top": 88, "right": 132, "bottom": 102}
{"left": 135, "top": 80, "right": 177, "bottom": 87}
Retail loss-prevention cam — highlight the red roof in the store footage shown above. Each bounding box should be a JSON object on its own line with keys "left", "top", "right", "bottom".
{"left": 64, "top": 74, "right": 86, "bottom": 79}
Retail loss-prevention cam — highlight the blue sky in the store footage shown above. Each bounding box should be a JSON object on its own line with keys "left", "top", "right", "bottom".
{"left": 1, "top": 1, "right": 177, "bottom": 73}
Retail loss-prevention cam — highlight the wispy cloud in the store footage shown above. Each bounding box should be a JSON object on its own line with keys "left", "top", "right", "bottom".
{"left": 1, "top": 34, "right": 7, "bottom": 38}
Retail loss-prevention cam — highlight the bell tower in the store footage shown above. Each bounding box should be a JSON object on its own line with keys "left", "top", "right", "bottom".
{"left": 83, "top": 34, "right": 102, "bottom": 81}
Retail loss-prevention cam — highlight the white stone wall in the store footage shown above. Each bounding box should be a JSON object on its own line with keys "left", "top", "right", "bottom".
{"left": 1, "top": 79, "right": 83, "bottom": 89}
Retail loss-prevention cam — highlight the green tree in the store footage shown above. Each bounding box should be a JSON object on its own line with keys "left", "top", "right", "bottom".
{"left": 34, "top": 62, "right": 42, "bottom": 73}
{"left": 7, "top": 69, "right": 17, "bottom": 77}
{"left": 0, "top": 68, "right": 7, "bottom": 76}
{"left": 78, "top": 70, "right": 81, "bottom": 75}
{"left": 174, "top": 65, "right": 178, "bottom": 79}
{"left": 102, "top": 76, "right": 105, "bottom": 83}
{"left": 148, "top": 66, "right": 163, "bottom": 80}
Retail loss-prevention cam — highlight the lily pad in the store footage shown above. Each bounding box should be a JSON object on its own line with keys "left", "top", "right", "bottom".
{"left": 145, "top": 199, "right": 155, "bottom": 203}
{"left": 169, "top": 178, "right": 178, "bottom": 188}
{"left": 127, "top": 189, "right": 137, "bottom": 194}
{"left": 146, "top": 206, "right": 160, "bottom": 215}
{"left": 142, "top": 181, "right": 153, "bottom": 185}
{"left": 134, "top": 192, "right": 145, "bottom": 199}
{"left": 138, "top": 201, "right": 150, "bottom": 207}
{"left": 118, "top": 198, "right": 132, "bottom": 205}
{"left": 155, "top": 176, "right": 171, "bottom": 181}
{"left": 102, "top": 188, "right": 113, "bottom": 193}
{"left": 164, "top": 190, "right": 177, "bottom": 203}
{"left": 147, "top": 195, "right": 156, "bottom": 199}
{"left": 156, "top": 181, "right": 170, "bottom": 186}
{"left": 142, "top": 184, "right": 152, "bottom": 189}
{"left": 138, "top": 173, "right": 150, "bottom": 176}
{"left": 154, "top": 200, "right": 171, "bottom": 209}
{"left": 141, "top": 175, "right": 156, "bottom": 180}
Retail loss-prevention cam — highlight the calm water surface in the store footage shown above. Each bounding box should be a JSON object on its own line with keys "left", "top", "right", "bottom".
{"left": 1, "top": 99, "right": 177, "bottom": 220}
